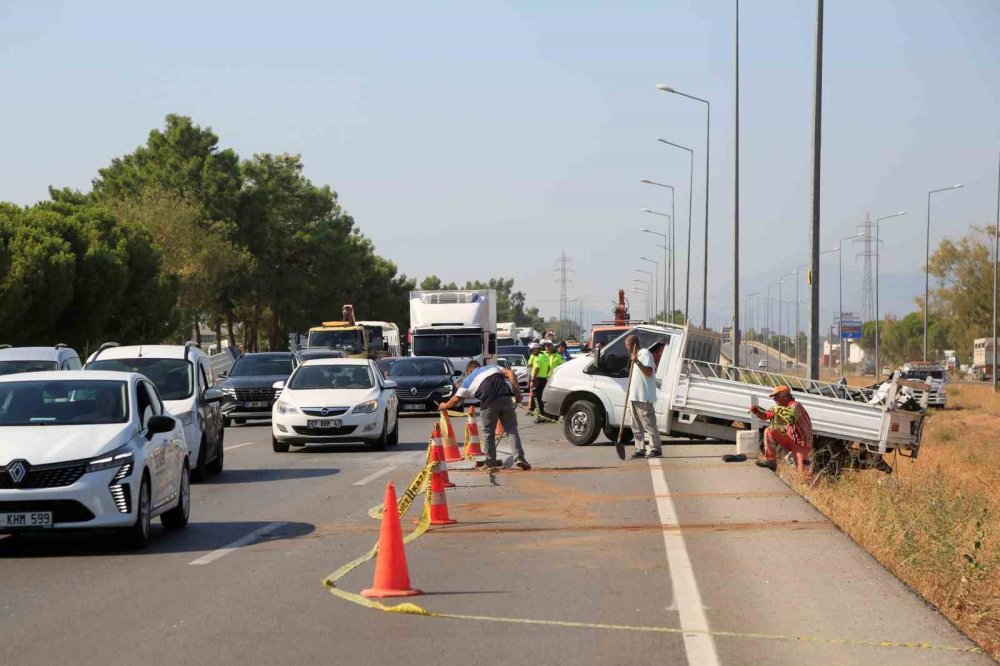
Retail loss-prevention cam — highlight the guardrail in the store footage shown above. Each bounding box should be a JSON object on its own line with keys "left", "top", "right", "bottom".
{"left": 684, "top": 359, "right": 877, "bottom": 403}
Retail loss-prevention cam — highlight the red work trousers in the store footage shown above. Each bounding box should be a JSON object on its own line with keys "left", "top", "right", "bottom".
{"left": 763, "top": 427, "right": 811, "bottom": 472}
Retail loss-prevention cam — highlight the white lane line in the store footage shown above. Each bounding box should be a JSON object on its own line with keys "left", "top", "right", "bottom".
{"left": 648, "top": 459, "right": 720, "bottom": 666}
{"left": 353, "top": 466, "right": 396, "bottom": 486}
{"left": 224, "top": 441, "right": 255, "bottom": 452}
{"left": 189, "top": 522, "right": 288, "bottom": 566}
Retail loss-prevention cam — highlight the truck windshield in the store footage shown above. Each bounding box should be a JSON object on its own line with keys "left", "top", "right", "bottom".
{"left": 903, "top": 370, "right": 944, "bottom": 381}
{"left": 87, "top": 358, "right": 193, "bottom": 400}
{"left": 308, "top": 329, "right": 364, "bottom": 353}
{"left": 592, "top": 329, "right": 626, "bottom": 348}
{"left": 413, "top": 334, "right": 482, "bottom": 358}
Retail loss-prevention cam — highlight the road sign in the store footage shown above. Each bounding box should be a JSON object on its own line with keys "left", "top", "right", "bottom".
{"left": 835, "top": 312, "right": 863, "bottom": 340}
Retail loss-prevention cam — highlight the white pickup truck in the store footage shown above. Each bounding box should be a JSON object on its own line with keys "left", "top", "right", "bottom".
{"left": 542, "top": 323, "right": 926, "bottom": 469}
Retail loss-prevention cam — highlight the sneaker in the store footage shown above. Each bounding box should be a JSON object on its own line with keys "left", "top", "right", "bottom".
{"left": 755, "top": 459, "right": 777, "bottom": 470}
{"left": 514, "top": 457, "right": 531, "bottom": 470}
{"left": 646, "top": 450, "right": 663, "bottom": 458}
{"left": 629, "top": 450, "right": 646, "bottom": 459}
{"left": 483, "top": 459, "right": 503, "bottom": 469}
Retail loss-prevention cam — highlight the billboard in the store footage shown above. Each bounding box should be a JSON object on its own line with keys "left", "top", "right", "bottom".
{"left": 835, "top": 312, "right": 863, "bottom": 340}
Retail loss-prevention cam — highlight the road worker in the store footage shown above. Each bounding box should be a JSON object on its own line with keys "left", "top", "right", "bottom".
{"left": 750, "top": 385, "right": 813, "bottom": 475}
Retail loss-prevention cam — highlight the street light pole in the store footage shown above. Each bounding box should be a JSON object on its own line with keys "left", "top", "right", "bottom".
{"left": 657, "top": 84, "right": 711, "bottom": 329}
{"left": 924, "top": 184, "right": 964, "bottom": 361}
{"left": 657, "top": 139, "right": 695, "bottom": 322}
{"left": 733, "top": 0, "right": 741, "bottom": 368}
{"left": 635, "top": 269, "right": 653, "bottom": 320}
{"left": 642, "top": 213, "right": 671, "bottom": 320}
{"left": 874, "top": 210, "right": 907, "bottom": 377}
{"left": 639, "top": 257, "right": 659, "bottom": 320}
{"left": 807, "top": 0, "right": 825, "bottom": 381}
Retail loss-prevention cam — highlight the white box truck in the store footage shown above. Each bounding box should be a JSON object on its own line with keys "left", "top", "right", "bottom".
{"left": 409, "top": 290, "right": 497, "bottom": 370}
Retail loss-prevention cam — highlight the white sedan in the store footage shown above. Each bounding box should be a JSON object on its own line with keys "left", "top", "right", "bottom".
{"left": 0, "top": 371, "right": 189, "bottom": 548}
{"left": 271, "top": 359, "right": 399, "bottom": 452}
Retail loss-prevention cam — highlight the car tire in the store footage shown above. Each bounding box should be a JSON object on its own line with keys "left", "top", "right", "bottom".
{"left": 272, "top": 436, "right": 290, "bottom": 453}
{"left": 370, "top": 420, "right": 388, "bottom": 452}
{"left": 234, "top": 418, "right": 246, "bottom": 426}
{"left": 563, "top": 399, "right": 602, "bottom": 446}
{"left": 387, "top": 415, "right": 399, "bottom": 446}
{"left": 191, "top": 435, "right": 208, "bottom": 481}
{"left": 120, "top": 473, "right": 152, "bottom": 550}
{"left": 206, "top": 430, "right": 224, "bottom": 475}
{"left": 162, "top": 464, "right": 190, "bottom": 529}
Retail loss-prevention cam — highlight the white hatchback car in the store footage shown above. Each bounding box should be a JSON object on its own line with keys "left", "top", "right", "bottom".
{"left": 0, "top": 371, "right": 190, "bottom": 548}
{"left": 271, "top": 359, "right": 400, "bottom": 452}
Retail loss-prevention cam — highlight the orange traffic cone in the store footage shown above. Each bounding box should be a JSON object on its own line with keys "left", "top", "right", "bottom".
{"left": 361, "top": 482, "right": 422, "bottom": 598}
{"left": 465, "top": 407, "right": 484, "bottom": 459}
{"left": 428, "top": 463, "right": 457, "bottom": 525}
{"left": 441, "top": 415, "right": 463, "bottom": 462}
{"left": 495, "top": 417, "right": 506, "bottom": 439}
{"left": 428, "top": 422, "right": 455, "bottom": 488}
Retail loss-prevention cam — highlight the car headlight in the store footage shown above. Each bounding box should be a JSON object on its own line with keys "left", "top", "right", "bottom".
{"left": 352, "top": 400, "right": 379, "bottom": 414}
{"left": 439, "top": 384, "right": 453, "bottom": 395}
{"left": 87, "top": 445, "right": 134, "bottom": 474}
{"left": 221, "top": 387, "right": 236, "bottom": 397}
{"left": 275, "top": 400, "right": 299, "bottom": 415}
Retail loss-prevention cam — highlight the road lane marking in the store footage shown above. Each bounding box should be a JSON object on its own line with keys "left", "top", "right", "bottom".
{"left": 189, "top": 522, "right": 288, "bottom": 565}
{"left": 224, "top": 441, "right": 255, "bottom": 451}
{"left": 648, "top": 458, "right": 721, "bottom": 666}
{"left": 353, "top": 466, "right": 396, "bottom": 486}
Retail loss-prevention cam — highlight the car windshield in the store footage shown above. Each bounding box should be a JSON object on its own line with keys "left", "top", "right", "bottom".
{"left": 230, "top": 356, "right": 294, "bottom": 377}
{"left": 389, "top": 359, "right": 451, "bottom": 377}
{"left": 88, "top": 358, "right": 193, "bottom": 400}
{"left": 0, "top": 360, "right": 59, "bottom": 376}
{"left": 412, "top": 334, "right": 482, "bottom": 357}
{"left": 499, "top": 355, "right": 526, "bottom": 367}
{"left": 0, "top": 379, "right": 128, "bottom": 426}
{"left": 904, "top": 370, "right": 944, "bottom": 380}
{"left": 289, "top": 365, "right": 374, "bottom": 390}
{"left": 308, "top": 329, "right": 364, "bottom": 353}
{"left": 592, "top": 329, "right": 625, "bottom": 348}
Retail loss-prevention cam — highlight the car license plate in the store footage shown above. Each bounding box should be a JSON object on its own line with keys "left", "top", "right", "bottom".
{"left": 402, "top": 404, "right": 424, "bottom": 411}
{"left": 244, "top": 401, "right": 269, "bottom": 408}
{"left": 307, "top": 419, "right": 342, "bottom": 429}
{"left": 1, "top": 512, "right": 52, "bottom": 528}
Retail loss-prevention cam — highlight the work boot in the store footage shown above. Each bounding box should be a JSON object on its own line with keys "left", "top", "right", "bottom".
{"left": 629, "top": 450, "right": 645, "bottom": 459}
{"left": 755, "top": 459, "right": 777, "bottom": 471}
{"left": 514, "top": 457, "right": 531, "bottom": 470}
{"left": 646, "top": 450, "right": 663, "bottom": 458}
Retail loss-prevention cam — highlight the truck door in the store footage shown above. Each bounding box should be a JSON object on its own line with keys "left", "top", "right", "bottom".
{"left": 593, "top": 329, "right": 671, "bottom": 429}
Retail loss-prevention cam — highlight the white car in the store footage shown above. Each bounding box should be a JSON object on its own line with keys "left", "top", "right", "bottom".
{"left": 498, "top": 354, "right": 530, "bottom": 392}
{"left": 86, "top": 343, "right": 225, "bottom": 479}
{"left": 271, "top": 359, "right": 399, "bottom": 452}
{"left": 0, "top": 344, "right": 83, "bottom": 374}
{"left": 0, "top": 371, "right": 189, "bottom": 548}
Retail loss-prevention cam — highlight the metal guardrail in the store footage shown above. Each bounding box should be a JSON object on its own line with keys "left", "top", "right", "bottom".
{"left": 683, "top": 359, "right": 878, "bottom": 403}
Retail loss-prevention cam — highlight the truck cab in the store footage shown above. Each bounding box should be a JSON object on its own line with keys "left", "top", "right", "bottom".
{"left": 409, "top": 290, "right": 497, "bottom": 371}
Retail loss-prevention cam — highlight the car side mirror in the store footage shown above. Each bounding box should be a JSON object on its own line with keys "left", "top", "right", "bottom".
{"left": 146, "top": 415, "right": 176, "bottom": 439}
{"left": 202, "top": 388, "right": 223, "bottom": 403}
{"left": 594, "top": 348, "right": 603, "bottom": 369}
{"left": 452, "top": 371, "right": 462, "bottom": 379}
{"left": 219, "top": 370, "right": 228, "bottom": 379}
{"left": 272, "top": 380, "right": 285, "bottom": 390}
{"left": 383, "top": 380, "right": 398, "bottom": 390}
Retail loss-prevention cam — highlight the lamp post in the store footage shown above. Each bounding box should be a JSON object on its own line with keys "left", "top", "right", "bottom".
{"left": 656, "top": 140, "right": 694, "bottom": 322}
{"left": 657, "top": 84, "right": 711, "bottom": 329}
{"left": 641, "top": 215, "right": 671, "bottom": 319}
{"left": 640, "top": 182, "right": 675, "bottom": 315}
{"left": 925, "top": 184, "right": 964, "bottom": 361}
{"left": 795, "top": 264, "right": 808, "bottom": 376}
{"left": 632, "top": 285, "right": 649, "bottom": 320}
{"left": 639, "top": 257, "right": 659, "bottom": 319}
{"left": 779, "top": 272, "right": 795, "bottom": 368}
{"left": 635, "top": 270, "right": 654, "bottom": 320}
{"left": 733, "top": 0, "right": 741, "bottom": 368}
{"left": 874, "top": 210, "right": 907, "bottom": 377}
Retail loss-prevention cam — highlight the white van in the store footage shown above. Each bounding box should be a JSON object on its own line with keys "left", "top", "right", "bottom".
{"left": 85, "top": 342, "right": 225, "bottom": 479}
{"left": 357, "top": 321, "right": 401, "bottom": 357}
{"left": 0, "top": 345, "right": 83, "bottom": 374}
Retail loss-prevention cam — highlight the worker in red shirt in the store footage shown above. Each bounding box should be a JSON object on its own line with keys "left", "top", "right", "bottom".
{"left": 749, "top": 385, "right": 813, "bottom": 475}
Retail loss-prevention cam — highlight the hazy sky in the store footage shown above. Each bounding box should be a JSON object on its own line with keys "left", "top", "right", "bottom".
{"left": 2, "top": 0, "right": 997, "bottom": 332}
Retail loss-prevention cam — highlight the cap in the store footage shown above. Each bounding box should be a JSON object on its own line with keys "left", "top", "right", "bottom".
{"left": 542, "top": 339, "right": 554, "bottom": 346}
{"left": 768, "top": 385, "right": 791, "bottom": 397}
{"left": 529, "top": 342, "right": 540, "bottom": 349}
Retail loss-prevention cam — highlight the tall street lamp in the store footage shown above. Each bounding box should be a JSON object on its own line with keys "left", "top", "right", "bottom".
{"left": 639, "top": 257, "right": 659, "bottom": 319}
{"left": 807, "top": 0, "right": 825, "bottom": 381}
{"left": 657, "top": 84, "right": 711, "bottom": 329}
{"left": 733, "top": 0, "right": 741, "bottom": 368}
{"left": 641, "top": 187, "right": 675, "bottom": 314}
{"left": 657, "top": 139, "right": 695, "bottom": 322}
{"left": 924, "top": 184, "right": 964, "bottom": 360}
{"left": 874, "top": 210, "right": 907, "bottom": 377}
{"left": 635, "top": 270, "right": 654, "bottom": 320}
{"left": 779, "top": 272, "right": 795, "bottom": 367}
{"left": 641, "top": 216, "right": 671, "bottom": 319}
{"left": 640, "top": 184, "right": 674, "bottom": 316}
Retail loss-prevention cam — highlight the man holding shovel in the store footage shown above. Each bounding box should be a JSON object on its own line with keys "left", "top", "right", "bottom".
{"left": 625, "top": 334, "right": 662, "bottom": 459}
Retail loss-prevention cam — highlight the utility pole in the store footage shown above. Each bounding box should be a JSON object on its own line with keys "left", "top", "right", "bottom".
{"left": 733, "top": 0, "right": 741, "bottom": 368}
{"left": 994, "top": 152, "right": 999, "bottom": 390}
{"left": 807, "top": 0, "right": 824, "bottom": 380}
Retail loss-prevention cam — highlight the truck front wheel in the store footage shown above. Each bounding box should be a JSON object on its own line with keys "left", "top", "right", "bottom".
{"left": 563, "top": 400, "right": 602, "bottom": 446}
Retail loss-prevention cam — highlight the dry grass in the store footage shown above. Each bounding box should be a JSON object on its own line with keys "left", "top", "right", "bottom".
{"left": 796, "top": 384, "right": 1000, "bottom": 658}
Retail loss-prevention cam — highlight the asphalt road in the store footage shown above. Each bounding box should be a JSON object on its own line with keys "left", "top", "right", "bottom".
{"left": 0, "top": 412, "right": 991, "bottom": 665}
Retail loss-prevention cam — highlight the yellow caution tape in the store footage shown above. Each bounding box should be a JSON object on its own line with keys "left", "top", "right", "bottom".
{"left": 367, "top": 461, "right": 436, "bottom": 521}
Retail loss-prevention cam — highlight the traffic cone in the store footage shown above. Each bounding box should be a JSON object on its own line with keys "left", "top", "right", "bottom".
{"left": 361, "top": 482, "right": 422, "bottom": 598}
{"left": 465, "top": 407, "right": 484, "bottom": 459}
{"left": 496, "top": 417, "right": 506, "bottom": 439}
{"left": 441, "top": 414, "right": 463, "bottom": 462}
{"left": 428, "top": 422, "right": 455, "bottom": 488}
{"left": 428, "top": 463, "right": 457, "bottom": 525}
